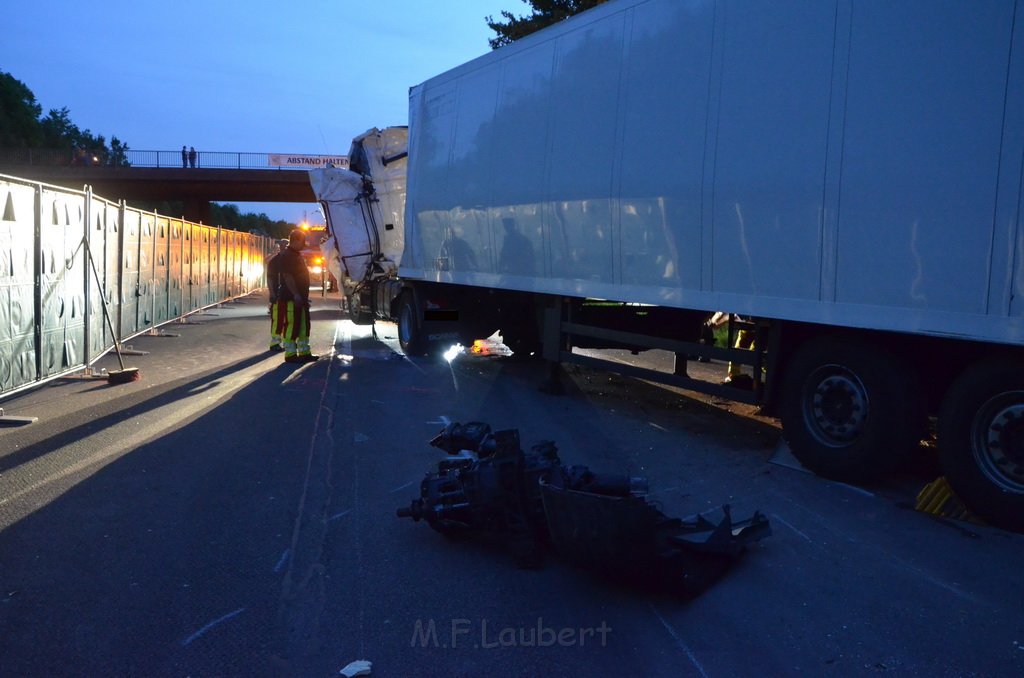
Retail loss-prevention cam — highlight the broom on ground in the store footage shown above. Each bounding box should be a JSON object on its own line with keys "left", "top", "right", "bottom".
{"left": 83, "top": 236, "right": 141, "bottom": 385}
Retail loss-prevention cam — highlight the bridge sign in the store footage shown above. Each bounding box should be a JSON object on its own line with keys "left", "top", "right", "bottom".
{"left": 269, "top": 154, "right": 349, "bottom": 169}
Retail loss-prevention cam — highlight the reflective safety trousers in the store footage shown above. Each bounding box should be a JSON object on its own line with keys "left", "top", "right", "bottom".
{"left": 277, "top": 300, "right": 311, "bottom": 357}
{"left": 270, "top": 302, "right": 282, "bottom": 348}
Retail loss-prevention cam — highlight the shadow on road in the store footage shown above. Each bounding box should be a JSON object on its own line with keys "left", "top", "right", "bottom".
{"left": 0, "top": 352, "right": 336, "bottom": 675}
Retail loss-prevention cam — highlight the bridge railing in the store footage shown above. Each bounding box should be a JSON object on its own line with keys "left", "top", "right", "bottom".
{"left": 0, "top": 149, "right": 318, "bottom": 170}
{"left": 0, "top": 172, "right": 275, "bottom": 401}
{"left": 132, "top": 150, "right": 279, "bottom": 169}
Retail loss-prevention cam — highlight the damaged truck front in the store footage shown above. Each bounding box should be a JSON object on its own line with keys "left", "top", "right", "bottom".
{"left": 311, "top": 0, "right": 1024, "bottom": 533}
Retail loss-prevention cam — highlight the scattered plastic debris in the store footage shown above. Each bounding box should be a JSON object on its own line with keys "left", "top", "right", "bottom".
{"left": 339, "top": 659, "right": 372, "bottom": 677}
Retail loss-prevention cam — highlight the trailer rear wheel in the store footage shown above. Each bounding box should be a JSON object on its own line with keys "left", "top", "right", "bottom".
{"left": 780, "top": 337, "right": 925, "bottom": 482}
{"left": 396, "top": 292, "right": 427, "bottom": 356}
{"left": 938, "top": 360, "right": 1024, "bottom": 531}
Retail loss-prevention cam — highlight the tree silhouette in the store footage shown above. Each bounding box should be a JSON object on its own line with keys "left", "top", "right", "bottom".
{"left": 486, "top": 0, "right": 610, "bottom": 49}
{"left": 0, "top": 72, "right": 44, "bottom": 147}
{"left": 0, "top": 70, "right": 130, "bottom": 165}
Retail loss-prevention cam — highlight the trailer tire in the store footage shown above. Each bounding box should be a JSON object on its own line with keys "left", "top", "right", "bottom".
{"left": 938, "top": 360, "right": 1024, "bottom": 532}
{"left": 396, "top": 292, "right": 427, "bottom": 356}
{"left": 780, "top": 337, "right": 925, "bottom": 483}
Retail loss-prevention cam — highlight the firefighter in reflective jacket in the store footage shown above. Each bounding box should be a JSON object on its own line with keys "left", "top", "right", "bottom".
{"left": 276, "top": 229, "right": 318, "bottom": 363}
{"left": 266, "top": 239, "right": 288, "bottom": 351}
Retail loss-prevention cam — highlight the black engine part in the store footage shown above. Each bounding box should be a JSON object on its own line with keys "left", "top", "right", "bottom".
{"left": 396, "top": 421, "right": 771, "bottom": 593}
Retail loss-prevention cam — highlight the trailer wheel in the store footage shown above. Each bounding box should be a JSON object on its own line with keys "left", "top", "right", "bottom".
{"left": 396, "top": 292, "right": 427, "bottom": 356}
{"left": 938, "top": 360, "right": 1024, "bottom": 531}
{"left": 780, "top": 337, "right": 925, "bottom": 482}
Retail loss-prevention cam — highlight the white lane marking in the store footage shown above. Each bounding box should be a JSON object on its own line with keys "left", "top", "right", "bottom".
{"left": 832, "top": 481, "right": 875, "bottom": 498}
{"left": 273, "top": 549, "right": 291, "bottom": 573}
{"left": 280, "top": 318, "right": 339, "bottom": 600}
{"left": 180, "top": 607, "right": 246, "bottom": 647}
{"left": 649, "top": 604, "right": 709, "bottom": 678}
{"left": 650, "top": 486, "right": 681, "bottom": 496}
{"left": 338, "top": 320, "right": 351, "bottom": 358}
{"left": 770, "top": 492, "right": 981, "bottom": 604}
{"left": 886, "top": 553, "right": 981, "bottom": 604}
{"left": 649, "top": 422, "right": 669, "bottom": 432}
{"left": 329, "top": 509, "right": 353, "bottom": 522}
{"left": 425, "top": 416, "right": 451, "bottom": 426}
{"left": 770, "top": 513, "right": 812, "bottom": 543}
{"left": 402, "top": 354, "right": 425, "bottom": 373}
{"left": 390, "top": 480, "right": 418, "bottom": 494}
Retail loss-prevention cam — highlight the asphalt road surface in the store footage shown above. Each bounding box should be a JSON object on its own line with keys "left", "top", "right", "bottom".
{"left": 0, "top": 293, "right": 1021, "bottom": 677}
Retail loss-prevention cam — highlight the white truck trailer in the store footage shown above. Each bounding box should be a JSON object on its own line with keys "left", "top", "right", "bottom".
{"left": 310, "top": 0, "right": 1024, "bottom": 531}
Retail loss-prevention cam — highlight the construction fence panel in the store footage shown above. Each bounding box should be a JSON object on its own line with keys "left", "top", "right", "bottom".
{"left": 241, "top": 233, "right": 252, "bottom": 293}
{"left": 153, "top": 216, "right": 171, "bottom": 326}
{"left": 242, "top": 233, "right": 256, "bottom": 292}
{"left": 228, "top": 231, "right": 239, "bottom": 295}
{"left": 183, "top": 222, "right": 197, "bottom": 312}
{"left": 227, "top": 230, "right": 240, "bottom": 297}
{"left": 210, "top": 227, "right": 223, "bottom": 305}
{"left": 120, "top": 207, "right": 143, "bottom": 338}
{"left": 189, "top": 225, "right": 202, "bottom": 311}
{"left": 244, "top": 236, "right": 258, "bottom": 292}
{"left": 169, "top": 219, "right": 185, "bottom": 318}
{"left": 245, "top": 234, "right": 256, "bottom": 291}
{"left": 219, "top": 229, "right": 230, "bottom": 299}
{"left": 38, "top": 187, "right": 87, "bottom": 378}
{"left": 257, "top": 236, "right": 271, "bottom": 289}
{"left": 0, "top": 174, "right": 273, "bottom": 401}
{"left": 0, "top": 179, "right": 39, "bottom": 393}
{"left": 87, "top": 196, "right": 117, "bottom": 361}
{"left": 198, "top": 225, "right": 213, "bottom": 308}
{"left": 244, "top": 235, "right": 253, "bottom": 293}
{"left": 138, "top": 212, "right": 159, "bottom": 330}
{"left": 260, "top": 238, "right": 272, "bottom": 289}
{"left": 102, "top": 201, "right": 122, "bottom": 349}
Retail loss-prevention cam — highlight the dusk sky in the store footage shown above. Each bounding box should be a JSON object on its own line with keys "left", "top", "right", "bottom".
{"left": 1, "top": 0, "right": 522, "bottom": 225}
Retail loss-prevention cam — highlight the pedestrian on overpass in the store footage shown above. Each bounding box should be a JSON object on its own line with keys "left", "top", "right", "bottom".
{"left": 277, "top": 229, "right": 318, "bottom": 363}
{"left": 188, "top": 146, "right": 197, "bottom": 168}
{"left": 181, "top": 145, "right": 187, "bottom": 168}
{"left": 266, "top": 238, "right": 289, "bottom": 351}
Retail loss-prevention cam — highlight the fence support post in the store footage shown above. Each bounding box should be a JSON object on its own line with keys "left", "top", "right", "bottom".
{"left": 33, "top": 184, "right": 43, "bottom": 382}
{"left": 83, "top": 188, "right": 92, "bottom": 368}
{"left": 116, "top": 200, "right": 126, "bottom": 344}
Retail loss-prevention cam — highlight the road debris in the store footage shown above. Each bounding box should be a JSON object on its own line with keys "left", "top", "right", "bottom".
{"left": 339, "top": 659, "right": 372, "bottom": 676}
{"left": 397, "top": 422, "right": 771, "bottom": 595}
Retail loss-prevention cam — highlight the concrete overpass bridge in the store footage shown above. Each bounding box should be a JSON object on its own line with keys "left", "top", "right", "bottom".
{"left": 0, "top": 148, "right": 340, "bottom": 223}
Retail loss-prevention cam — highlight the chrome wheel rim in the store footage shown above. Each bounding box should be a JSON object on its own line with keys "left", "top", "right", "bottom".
{"left": 971, "top": 393, "right": 1024, "bottom": 494}
{"left": 802, "top": 365, "right": 870, "bottom": 447}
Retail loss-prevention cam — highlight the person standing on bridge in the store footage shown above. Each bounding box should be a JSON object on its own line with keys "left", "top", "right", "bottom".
{"left": 188, "top": 146, "right": 197, "bottom": 168}
{"left": 181, "top": 145, "right": 188, "bottom": 168}
{"left": 277, "top": 229, "right": 318, "bottom": 363}
{"left": 266, "top": 239, "right": 289, "bottom": 351}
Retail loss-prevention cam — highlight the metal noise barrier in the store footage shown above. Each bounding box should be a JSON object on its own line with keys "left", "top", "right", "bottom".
{"left": 0, "top": 173, "right": 275, "bottom": 402}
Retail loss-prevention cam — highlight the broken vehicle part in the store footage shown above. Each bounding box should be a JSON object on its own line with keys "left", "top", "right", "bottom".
{"left": 396, "top": 422, "right": 771, "bottom": 593}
